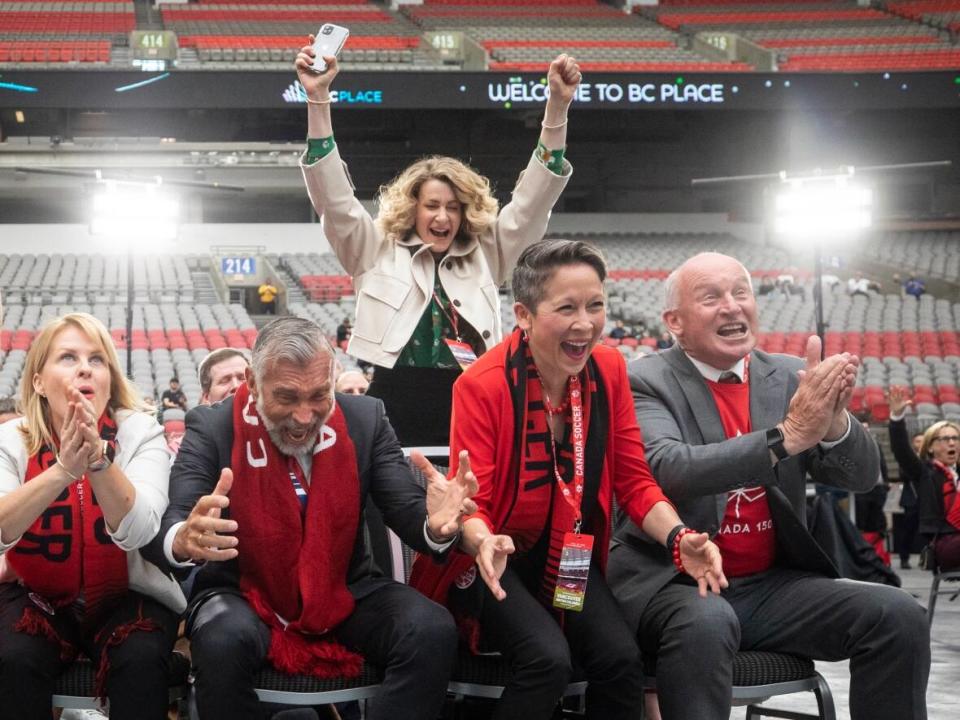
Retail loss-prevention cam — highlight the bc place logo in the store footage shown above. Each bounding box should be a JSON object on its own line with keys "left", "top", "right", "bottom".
{"left": 283, "top": 81, "right": 383, "bottom": 105}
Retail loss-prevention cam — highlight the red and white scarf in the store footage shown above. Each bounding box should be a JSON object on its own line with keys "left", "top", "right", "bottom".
{"left": 229, "top": 383, "right": 363, "bottom": 678}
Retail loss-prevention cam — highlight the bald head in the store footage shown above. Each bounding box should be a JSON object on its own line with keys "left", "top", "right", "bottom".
{"left": 662, "top": 252, "right": 758, "bottom": 370}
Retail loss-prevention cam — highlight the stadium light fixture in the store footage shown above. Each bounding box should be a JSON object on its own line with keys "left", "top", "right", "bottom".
{"left": 772, "top": 173, "right": 872, "bottom": 239}
{"left": 90, "top": 181, "right": 179, "bottom": 380}
{"left": 90, "top": 181, "right": 180, "bottom": 241}
{"left": 771, "top": 171, "right": 872, "bottom": 354}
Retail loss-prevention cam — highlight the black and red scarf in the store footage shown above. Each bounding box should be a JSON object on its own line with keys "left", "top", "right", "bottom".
{"left": 7, "top": 413, "right": 155, "bottom": 701}
{"left": 229, "top": 383, "right": 363, "bottom": 678}
{"left": 502, "top": 333, "right": 607, "bottom": 608}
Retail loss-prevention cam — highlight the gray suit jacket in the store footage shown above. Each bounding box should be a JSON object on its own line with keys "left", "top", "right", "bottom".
{"left": 608, "top": 345, "right": 880, "bottom": 623}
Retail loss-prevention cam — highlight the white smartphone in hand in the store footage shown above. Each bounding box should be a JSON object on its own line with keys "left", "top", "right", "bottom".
{"left": 311, "top": 23, "right": 350, "bottom": 73}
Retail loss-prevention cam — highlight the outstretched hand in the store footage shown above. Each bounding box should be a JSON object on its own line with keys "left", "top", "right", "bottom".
{"left": 476, "top": 533, "right": 515, "bottom": 601}
{"left": 888, "top": 386, "right": 913, "bottom": 417}
{"left": 679, "top": 532, "right": 727, "bottom": 598}
{"left": 416, "top": 449, "right": 479, "bottom": 541}
{"left": 172, "top": 468, "right": 238, "bottom": 563}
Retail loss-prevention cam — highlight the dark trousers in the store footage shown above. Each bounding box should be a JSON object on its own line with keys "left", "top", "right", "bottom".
{"left": 639, "top": 569, "right": 930, "bottom": 720}
{"left": 893, "top": 509, "right": 922, "bottom": 561}
{"left": 0, "top": 583, "right": 179, "bottom": 720}
{"left": 477, "top": 563, "right": 645, "bottom": 720}
{"left": 188, "top": 583, "right": 457, "bottom": 720}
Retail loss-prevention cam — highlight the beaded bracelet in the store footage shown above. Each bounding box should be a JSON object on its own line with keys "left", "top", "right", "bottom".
{"left": 671, "top": 527, "right": 696, "bottom": 574}
{"left": 306, "top": 96, "right": 333, "bottom": 105}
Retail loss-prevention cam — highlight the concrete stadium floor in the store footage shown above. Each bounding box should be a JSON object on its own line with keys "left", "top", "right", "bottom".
{"left": 729, "top": 559, "right": 960, "bottom": 720}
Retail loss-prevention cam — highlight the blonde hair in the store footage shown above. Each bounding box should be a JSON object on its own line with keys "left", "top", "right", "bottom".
{"left": 18, "top": 312, "right": 148, "bottom": 456}
{"left": 919, "top": 420, "right": 960, "bottom": 461}
{"left": 376, "top": 156, "right": 499, "bottom": 243}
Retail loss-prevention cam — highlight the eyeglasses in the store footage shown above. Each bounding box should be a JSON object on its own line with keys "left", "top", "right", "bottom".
{"left": 933, "top": 435, "right": 960, "bottom": 444}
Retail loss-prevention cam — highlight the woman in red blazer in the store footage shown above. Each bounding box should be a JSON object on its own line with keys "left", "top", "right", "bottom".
{"left": 412, "top": 240, "right": 726, "bottom": 720}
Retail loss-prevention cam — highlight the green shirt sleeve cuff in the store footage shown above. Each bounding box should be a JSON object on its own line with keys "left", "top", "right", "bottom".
{"left": 305, "top": 135, "right": 336, "bottom": 164}
{"left": 536, "top": 142, "right": 566, "bottom": 176}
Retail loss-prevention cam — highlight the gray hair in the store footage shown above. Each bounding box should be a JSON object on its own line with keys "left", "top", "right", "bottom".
{"left": 512, "top": 239, "right": 607, "bottom": 310}
{"left": 198, "top": 347, "right": 249, "bottom": 394}
{"left": 252, "top": 316, "right": 334, "bottom": 383}
{"left": 662, "top": 267, "right": 682, "bottom": 314}
{"left": 662, "top": 252, "right": 753, "bottom": 314}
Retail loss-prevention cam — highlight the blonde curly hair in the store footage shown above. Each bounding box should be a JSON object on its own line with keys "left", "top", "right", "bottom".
{"left": 376, "top": 156, "right": 499, "bottom": 244}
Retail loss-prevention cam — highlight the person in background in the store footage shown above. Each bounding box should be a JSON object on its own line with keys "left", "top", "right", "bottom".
{"left": 609, "top": 319, "right": 628, "bottom": 340}
{"left": 0, "top": 313, "right": 184, "bottom": 720}
{"left": 904, "top": 276, "right": 926, "bottom": 300}
{"left": 889, "top": 386, "right": 960, "bottom": 571}
{"left": 608, "top": 252, "right": 929, "bottom": 720}
{"left": 160, "top": 377, "right": 187, "bottom": 415}
{"left": 0, "top": 398, "right": 19, "bottom": 425}
{"left": 847, "top": 272, "right": 871, "bottom": 298}
{"left": 296, "top": 43, "right": 580, "bottom": 447}
{"left": 655, "top": 331, "right": 673, "bottom": 350}
{"left": 257, "top": 279, "right": 278, "bottom": 315}
{"left": 335, "top": 369, "right": 369, "bottom": 396}
{"left": 198, "top": 348, "right": 250, "bottom": 406}
{"left": 892, "top": 432, "right": 924, "bottom": 570}
{"left": 336, "top": 317, "right": 352, "bottom": 349}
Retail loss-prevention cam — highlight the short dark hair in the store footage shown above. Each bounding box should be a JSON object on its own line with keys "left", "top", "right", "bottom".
{"left": 198, "top": 348, "right": 249, "bottom": 394}
{"left": 0, "top": 397, "right": 16, "bottom": 416}
{"left": 511, "top": 239, "right": 607, "bottom": 310}
{"left": 169, "top": 377, "right": 179, "bottom": 384}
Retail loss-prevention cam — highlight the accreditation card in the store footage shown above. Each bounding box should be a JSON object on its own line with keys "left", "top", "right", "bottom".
{"left": 552, "top": 532, "right": 594, "bottom": 612}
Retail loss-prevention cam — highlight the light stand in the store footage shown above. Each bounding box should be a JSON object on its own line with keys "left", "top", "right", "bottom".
{"left": 773, "top": 172, "right": 872, "bottom": 358}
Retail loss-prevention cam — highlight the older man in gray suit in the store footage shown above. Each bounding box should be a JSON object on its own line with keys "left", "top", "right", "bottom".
{"left": 607, "top": 252, "right": 929, "bottom": 720}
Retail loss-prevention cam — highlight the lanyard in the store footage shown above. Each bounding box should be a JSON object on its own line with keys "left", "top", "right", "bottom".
{"left": 432, "top": 291, "right": 461, "bottom": 342}
{"left": 542, "top": 374, "right": 586, "bottom": 533}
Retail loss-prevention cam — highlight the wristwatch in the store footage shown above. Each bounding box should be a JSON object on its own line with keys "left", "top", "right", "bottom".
{"left": 88, "top": 440, "right": 116, "bottom": 472}
{"left": 766, "top": 427, "right": 789, "bottom": 462}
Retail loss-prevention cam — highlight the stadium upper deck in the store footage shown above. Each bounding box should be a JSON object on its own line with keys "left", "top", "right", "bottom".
{"left": 0, "top": 0, "right": 957, "bottom": 71}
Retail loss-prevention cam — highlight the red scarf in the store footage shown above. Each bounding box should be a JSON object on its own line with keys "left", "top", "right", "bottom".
{"left": 229, "top": 383, "right": 363, "bottom": 678}
{"left": 8, "top": 414, "right": 127, "bottom": 619}
{"left": 933, "top": 460, "right": 960, "bottom": 530}
{"left": 8, "top": 413, "right": 155, "bottom": 702}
